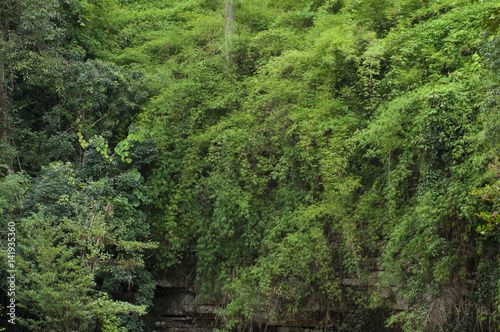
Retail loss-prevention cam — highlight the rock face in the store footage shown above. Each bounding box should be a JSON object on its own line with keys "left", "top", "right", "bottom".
{"left": 145, "top": 272, "right": 397, "bottom": 331}
{"left": 146, "top": 284, "right": 219, "bottom": 332}
{"left": 146, "top": 270, "right": 476, "bottom": 331}
{"left": 146, "top": 282, "right": 326, "bottom": 332}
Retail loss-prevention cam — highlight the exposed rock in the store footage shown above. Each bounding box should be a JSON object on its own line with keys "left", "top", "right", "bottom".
{"left": 146, "top": 271, "right": 476, "bottom": 331}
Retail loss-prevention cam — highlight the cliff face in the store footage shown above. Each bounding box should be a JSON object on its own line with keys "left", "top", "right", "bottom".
{"left": 145, "top": 268, "right": 479, "bottom": 332}
{"left": 147, "top": 284, "right": 218, "bottom": 332}
{"left": 146, "top": 286, "right": 316, "bottom": 331}
{"left": 146, "top": 281, "right": 329, "bottom": 331}
{"left": 145, "top": 270, "right": 412, "bottom": 332}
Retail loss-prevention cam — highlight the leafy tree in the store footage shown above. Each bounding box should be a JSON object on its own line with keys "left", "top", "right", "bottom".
{"left": 2, "top": 160, "right": 157, "bottom": 331}
{"left": 17, "top": 212, "right": 147, "bottom": 332}
{"left": 0, "top": 0, "right": 65, "bottom": 162}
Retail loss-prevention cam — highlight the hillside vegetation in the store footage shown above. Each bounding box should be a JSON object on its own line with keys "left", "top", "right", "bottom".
{"left": 1, "top": 0, "right": 500, "bottom": 331}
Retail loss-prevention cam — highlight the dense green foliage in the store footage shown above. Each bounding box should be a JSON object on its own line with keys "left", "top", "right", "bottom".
{"left": 2, "top": 0, "right": 500, "bottom": 331}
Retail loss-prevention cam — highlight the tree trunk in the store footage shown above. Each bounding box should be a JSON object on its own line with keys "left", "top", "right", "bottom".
{"left": 0, "top": 61, "right": 7, "bottom": 141}
{"left": 0, "top": 13, "right": 10, "bottom": 141}
{"left": 224, "top": 0, "right": 235, "bottom": 61}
